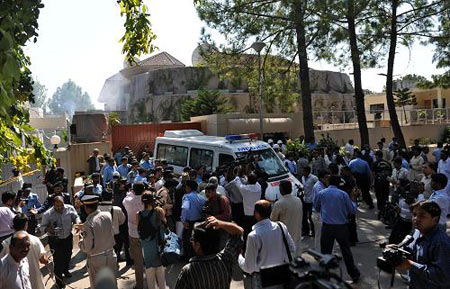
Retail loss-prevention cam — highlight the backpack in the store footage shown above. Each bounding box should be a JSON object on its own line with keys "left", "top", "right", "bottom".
{"left": 137, "top": 210, "right": 159, "bottom": 240}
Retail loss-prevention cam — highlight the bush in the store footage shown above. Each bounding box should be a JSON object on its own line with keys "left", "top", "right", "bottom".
{"left": 440, "top": 126, "right": 450, "bottom": 143}
{"left": 285, "top": 138, "right": 309, "bottom": 158}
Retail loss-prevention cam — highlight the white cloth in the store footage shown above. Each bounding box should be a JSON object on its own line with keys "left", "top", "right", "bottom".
{"left": 301, "top": 174, "right": 318, "bottom": 203}
{"left": 398, "top": 198, "right": 412, "bottom": 220}
{"left": 0, "top": 207, "right": 15, "bottom": 237}
{"left": 154, "top": 179, "right": 165, "bottom": 191}
{"left": 437, "top": 158, "right": 450, "bottom": 193}
{"left": 238, "top": 219, "right": 295, "bottom": 274}
{"left": 429, "top": 189, "right": 449, "bottom": 227}
{"left": 0, "top": 235, "right": 45, "bottom": 289}
{"left": 0, "top": 254, "right": 32, "bottom": 289}
{"left": 95, "top": 157, "right": 100, "bottom": 172}
{"left": 234, "top": 177, "right": 261, "bottom": 216}
{"left": 420, "top": 175, "right": 432, "bottom": 199}
{"left": 409, "top": 155, "right": 424, "bottom": 181}
{"left": 122, "top": 191, "right": 144, "bottom": 238}
{"left": 389, "top": 168, "right": 410, "bottom": 189}
{"left": 98, "top": 204, "right": 126, "bottom": 235}
{"left": 345, "top": 143, "right": 354, "bottom": 157}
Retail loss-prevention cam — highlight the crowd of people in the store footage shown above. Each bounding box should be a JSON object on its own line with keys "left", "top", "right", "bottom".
{"left": 0, "top": 136, "right": 449, "bottom": 289}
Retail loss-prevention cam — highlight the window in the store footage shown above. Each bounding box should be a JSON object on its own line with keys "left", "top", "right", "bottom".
{"left": 190, "top": 148, "right": 214, "bottom": 172}
{"left": 370, "top": 104, "right": 384, "bottom": 114}
{"left": 219, "top": 154, "right": 235, "bottom": 167}
{"left": 433, "top": 99, "right": 446, "bottom": 108}
{"left": 156, "top": 144, "right": 188, "bottom": 167}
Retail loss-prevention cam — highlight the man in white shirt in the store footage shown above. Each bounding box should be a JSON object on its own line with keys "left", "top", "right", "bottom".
{"left": 437, "top": 150, "right": 450, "bottom": 191}
{"left": 0, "top": 214, "right": 47, "bottom": 289}
{"left": 271, "top": 180, "right": 302, "bottom": 256}
{"left": 388, "top": 157, "right": 410, "bottom": 192}
{"left": 429, "top": 173, "right": 449, "bottom": 231}
{"left": 345, "top": 139, "right": 355, "bottom": 158}
{"left": 0, "top": 192, "right": 17, "bottom": 252}
{"left": 0, "top": 231, "right": 32, "bottom": 289}
{"left": 239, "top": 200, "right": 295, "bottom": 289}
{"left": 300, "top": 166, "right": 318, "bottom": 237}
{"left": 122, "top": 182, "right": 145, "bottom": 289}
{"left": 233, "top": 173, "right": 262, "bottom": 242}
{"left": 420, "top": 162, "right": 434, "bottom": 199}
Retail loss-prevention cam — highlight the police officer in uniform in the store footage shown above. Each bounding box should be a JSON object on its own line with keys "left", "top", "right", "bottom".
{"left": 78, "top": 195, "right": 117, "bottom": 288}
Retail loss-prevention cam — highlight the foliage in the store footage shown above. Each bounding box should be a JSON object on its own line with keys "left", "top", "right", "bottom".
{"left": 399, "top": 74, "right": 429, "bottom": 84}
{"left": 31, "top": 79, "right": 48, "bottom": 111}
{"left": 197, "top": 44, "right": 300, "bottom": 113}
{"left": 416, "top": 71, "right": 450, "bottom": 89}
{"left": 194, "top": 0, "right": 333, "bottom": 141}
{"left": 440, "top": 126, "right": 450, "bottom": 143}
{"left": 394, "top": 88, "right": 417, "bottom": 124}
{"left": 394, "top": 88, "right": 417, "bottom": 107}
{"left": 47, "top": 80, "right": 94, "bottom": 117}
{"left": 180, "top": 89, "right": 233, "bottom": 121}
{"left": 285, "top": 139, "right": 309, "bottom": 158}
{"left": 0, "top": 0, "right": 156, "bottom": 174}
{"left": 108, "top": 112, "right": 121, "bottom": 127}
{"left": 317, "top": 134, "right": 339, "bottom": 150}
{"left": 119, "top": 0, "right": 157, "bottom": 64}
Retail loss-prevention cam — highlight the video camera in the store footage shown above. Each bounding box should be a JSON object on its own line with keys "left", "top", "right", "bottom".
{"left": 288, "top": 249, "right": 352, "bottom": 289}
{"left": 216, "top": 152, "right": 255, "bottom": 175}
{"left": 377, "top": 235, "right": 413, "bottom": 273}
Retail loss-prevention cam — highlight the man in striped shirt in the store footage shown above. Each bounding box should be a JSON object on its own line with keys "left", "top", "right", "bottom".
{"left": 174, "top": 216, "right": 243, "bottom": 289}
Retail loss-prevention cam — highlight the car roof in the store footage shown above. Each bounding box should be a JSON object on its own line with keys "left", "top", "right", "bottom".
{"left": 156, "top": 135, "right": 269, "bottom": 151}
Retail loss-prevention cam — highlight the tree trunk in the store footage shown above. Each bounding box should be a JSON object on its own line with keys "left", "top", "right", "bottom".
{"left": 386, "top": 0, "right": 406, "bottom": 148}
{"left": 293, "top": 0, "right": 315, "bottom": 142}
{"left": 347, "top": 0, "right": 370, "bottom": 146}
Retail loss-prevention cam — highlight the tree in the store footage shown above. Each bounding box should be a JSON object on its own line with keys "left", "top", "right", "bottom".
{"left": 394, "top": 88, "right": 417, "bottom": 123}
{"left": 194, "top": 0, "right": 331, "bottom": 142}
{"left": 381, "top": 0, "right": 445, "bottom": 148}
{"left": 47, "top": 80, "right": 94, "bottom": 117}
{"left": 0, "top": 0, "right": 155, "bottom": 175}
{"left": 31, "top": 79, "right": 48, "bottom": 111}
{"left": 180, "top": 89, "right": 233, "bottom": 120}
{"left": 317, "top": 0, "right": 385, "bottom": 146}
{"left": 197, "top": 43, "right": 300, "bottom": 113}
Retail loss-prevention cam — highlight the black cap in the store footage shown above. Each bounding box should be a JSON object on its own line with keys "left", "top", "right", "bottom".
{"left": 185, "top": 180, "right": 198, "bottom": 191}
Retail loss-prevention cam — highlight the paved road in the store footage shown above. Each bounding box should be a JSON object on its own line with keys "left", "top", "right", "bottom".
{"left": 43, "top": 201, "right": 449, "bottom": 289}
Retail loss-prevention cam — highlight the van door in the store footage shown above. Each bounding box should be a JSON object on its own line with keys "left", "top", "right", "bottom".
{"left": 188, "top": 147, "right": 214, "bottom": 172}
{"left": 155, "top": 143, "right": 188, "bottom": 175}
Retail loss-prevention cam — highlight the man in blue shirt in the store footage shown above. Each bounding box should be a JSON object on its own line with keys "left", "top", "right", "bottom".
{"left": 133, "top": 168, "right": 148, "bottom": 185}
{"left": 314, "top": 175, "right": 360, "bottom": 282}
{"left": 349, "top": 150, "right": 374, "bottom": 209}
{"left": 117, "top": 156, "right": 131, "bottom": 178}
{"left": 19, "top": 184, "right": 41, "bottom": 235}
{"left": 397, "top": 201, "right": 450, "bottom": 289}
{"left": 181, "top": 180, "right": 206, "bottom": 260}
{"left": 102, "top": 158, "right": 117, "bottom": 187}
{"left": 139, "top": 153, "right": 153, "bottom": 170}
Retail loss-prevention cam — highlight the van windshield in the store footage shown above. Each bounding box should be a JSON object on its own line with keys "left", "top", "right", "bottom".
{"left": 236, "top": 148, "right": 288, "bottom": 177}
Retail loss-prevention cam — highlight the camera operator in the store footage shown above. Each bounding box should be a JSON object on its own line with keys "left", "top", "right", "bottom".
{"left": 396, "top": 201, "right": 450, "bottom": 289}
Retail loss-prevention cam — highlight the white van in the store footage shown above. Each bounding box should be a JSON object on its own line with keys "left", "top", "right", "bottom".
{"left": 154, "top": 130, "right": 302, "bottom": 200}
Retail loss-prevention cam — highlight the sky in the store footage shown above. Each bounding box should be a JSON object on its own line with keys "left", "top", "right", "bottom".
{"left": 27, "top": 0, "right": 445, "bottom": 109}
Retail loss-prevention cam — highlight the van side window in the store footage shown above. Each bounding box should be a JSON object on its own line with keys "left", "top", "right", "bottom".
{"left": 219, "top": 154, "right": 235, "bottom": 167}
{"left": 157, "top": 144, "right": 188, "bottom": 166}
{"left": 190, "top": 148, "right": 214, "bottom": 171}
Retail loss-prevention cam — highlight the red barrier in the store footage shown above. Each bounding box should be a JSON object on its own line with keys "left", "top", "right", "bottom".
{"left": 111, "top": 122, "right": 202, "bottom": 156}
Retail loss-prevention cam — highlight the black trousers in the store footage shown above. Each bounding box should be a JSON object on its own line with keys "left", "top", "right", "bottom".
{"left": 374, "top": 178, "right": 390, "bottom": 211}
{"left": 242, "top": 215, "right": 256, "bottom": 252}
{"left": 231, "top": 202, "right": 244, "bottom": 228}
{"left": 182, "top": 220, "right": 199, "bottom": 260}
{"left": 114, "top": 223, "right": 131, "bottom": 261}
{"left": 302, "top": 202, "right": 314, "bottom": 235}
{"left": 348, "top": 215, "right": 358, "bottom": 244}
{"left": 354, "top": 173, "right": 373, "bottom": 207}
{"left": 321, "top": 224, "right": 360, "bottom": 279}
{"left": 26, "top": 214, "right": 37, "bottom": 235}
{"left": 49, "top": 234, "right": 73, "bottom": 288}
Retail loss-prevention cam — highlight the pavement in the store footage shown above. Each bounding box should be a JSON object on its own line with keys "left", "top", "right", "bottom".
{"left": 42, "top": 200, "right": 449, "bottom": 289}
